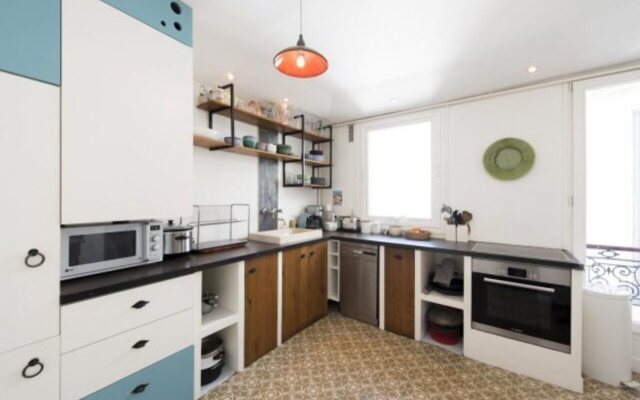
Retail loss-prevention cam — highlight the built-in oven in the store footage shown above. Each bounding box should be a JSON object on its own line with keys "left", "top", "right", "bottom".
{"left": 61, "top": 222, "right": 163, "bottom": 280}
{"left": 472, "top": 258, "right": 571, "bottom": 353}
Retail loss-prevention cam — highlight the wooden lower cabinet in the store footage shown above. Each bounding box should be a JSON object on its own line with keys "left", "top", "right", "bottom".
{"left": 384, "top": 246, "right": 415, "bottom": 338}
{"left": 282, "top": 242, "right": 328, "bottom": 342}
{"left": 244, "top": 254, "right": 278, "bottom": 367}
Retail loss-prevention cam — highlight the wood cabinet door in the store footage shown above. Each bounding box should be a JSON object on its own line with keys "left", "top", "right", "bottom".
{"left": 307, "top": 242, "right": 328, "bottom": 324}
{"left": 282, "top": 246, "right": 308, "bottom": 341}
{"left": 385, "top": 246, "right": 415, "bottom": 338}
{"left": 244, "top": 254, "right": 278, "bottom": 367}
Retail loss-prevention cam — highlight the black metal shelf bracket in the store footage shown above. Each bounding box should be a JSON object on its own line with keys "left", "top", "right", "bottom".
{"left": 209, "top": 83, "right": 235, "bottom": 151}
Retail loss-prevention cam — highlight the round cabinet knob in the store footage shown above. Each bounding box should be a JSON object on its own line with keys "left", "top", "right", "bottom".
{"left": 22, "top": 358, "right": 44, "bottom": 379}
{"left": 151, "top": 245, "right": 159, "bottom": 251}
{"left": 152, "top": 236, "right": 160, "bottom": 243}
{"left": 24, "top": 249, "right": 45, "bottom": 268}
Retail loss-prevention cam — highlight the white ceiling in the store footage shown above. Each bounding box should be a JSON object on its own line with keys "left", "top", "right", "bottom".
{"left": 191, "top": 0, "right": 640, "bottom": 123}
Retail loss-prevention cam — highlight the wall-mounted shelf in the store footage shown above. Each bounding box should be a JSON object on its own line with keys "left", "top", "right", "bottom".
{"left": 196, "top": 83, "right": 333, "bottom": 189}
{"left": 194, "top": 133, "right": 300, "bottom": 161}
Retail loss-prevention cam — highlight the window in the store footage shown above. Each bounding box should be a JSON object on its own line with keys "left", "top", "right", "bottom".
{"left": 360, "top": 112, "right": 441, "bottom": 227}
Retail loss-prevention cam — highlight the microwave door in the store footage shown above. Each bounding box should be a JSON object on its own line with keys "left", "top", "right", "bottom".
{"left": 62, "top": 224, "right": 143, "bottom": 279}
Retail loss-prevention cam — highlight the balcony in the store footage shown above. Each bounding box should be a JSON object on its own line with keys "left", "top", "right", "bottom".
{"left": 586, "top": 244, "right": 640, "bottom": 305}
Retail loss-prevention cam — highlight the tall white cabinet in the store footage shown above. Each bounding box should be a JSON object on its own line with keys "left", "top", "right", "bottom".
{"left": 61, "top": 0, "right": 193, "bottom": 224}
{"left": 0, "top": 72, "right": 61, "bottom": 395}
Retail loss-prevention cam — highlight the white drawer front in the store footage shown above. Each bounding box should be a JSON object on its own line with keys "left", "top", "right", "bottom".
{"left": 61, "top": 309, "right": 194, "bottom": 400}
{"left": 62, "top": 274, "right": 195, "bottom": 353}
{"left": 0, "top": 336, "right": 60, "bottom": 400}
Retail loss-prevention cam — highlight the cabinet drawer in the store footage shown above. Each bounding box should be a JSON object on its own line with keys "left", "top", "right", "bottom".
{"left": 0, "top": 336, "right": 60, "bottom": 400}
{"left": 62, "top": 309, "right": 194, "bottom": 400}
{"left": 83, "top": 346, "right": 193, "bottom": 400}
{"left": 62, "top": 275, "right": 195, "bottom": 353}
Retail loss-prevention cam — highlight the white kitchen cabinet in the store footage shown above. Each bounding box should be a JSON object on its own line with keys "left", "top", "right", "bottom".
{"left": 0, "top": 336, "right": 60, "bottom": 400}
{"left": 61, "top": 0, "right": 193, "bottom": 224}
{"left": 0, "top": 71, "right": 60, "bottom": 355}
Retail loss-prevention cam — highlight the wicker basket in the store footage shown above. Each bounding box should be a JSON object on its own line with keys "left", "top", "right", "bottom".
{"left": 405, "top": 229, "right": 431, "bottom": 241}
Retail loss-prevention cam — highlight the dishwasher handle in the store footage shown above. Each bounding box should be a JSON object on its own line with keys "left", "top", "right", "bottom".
{"left": 349, "top": 249, "right": 377, "bottom": 257}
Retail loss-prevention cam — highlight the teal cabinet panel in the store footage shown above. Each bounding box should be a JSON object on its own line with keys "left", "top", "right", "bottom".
{"left": 83, "top": 346, "right": 194, "bottom": 400}
{"left": 100, "top": 0, "right": 192, "bottom": 47}
{"left": 0, "top": 0, "right": 61, "bottom": 85}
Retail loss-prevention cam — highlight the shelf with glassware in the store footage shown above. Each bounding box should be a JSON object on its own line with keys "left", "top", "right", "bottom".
{"left": 282, "top": 121, "right": 333, "bottom": 189}
{"left": 195, "top": 83, "right": 332, "bottom": 171}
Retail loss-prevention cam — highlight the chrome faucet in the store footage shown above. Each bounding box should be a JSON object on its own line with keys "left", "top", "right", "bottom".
{"left": 260, "top": 207, "right": 283, "bottom": 219}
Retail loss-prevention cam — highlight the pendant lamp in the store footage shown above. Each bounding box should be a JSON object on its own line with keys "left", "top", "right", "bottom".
{"left": 273, "top": 0, "right": 328, "bottom": 78}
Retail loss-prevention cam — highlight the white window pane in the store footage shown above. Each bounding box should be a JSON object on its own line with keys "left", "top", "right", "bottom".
{"left": 367, "top": 121, "right": 431, "bottom": 220}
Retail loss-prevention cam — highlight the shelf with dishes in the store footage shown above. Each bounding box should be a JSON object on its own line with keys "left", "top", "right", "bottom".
{"left": 194, "top": 131, "right": 301, "bottom": 162}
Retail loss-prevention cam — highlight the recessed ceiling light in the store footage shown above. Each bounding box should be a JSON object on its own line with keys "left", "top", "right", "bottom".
{"left": 527, "top": 65, "right": 538, "bottom": 74}
{"left": 226, "top": 72, "right": 235, "bottom": 81}
{"left": 283, "top": 98, "right": 289, "bottom": 103}
{"left": 390, "top": 98, "right": 399, "bottom": 104}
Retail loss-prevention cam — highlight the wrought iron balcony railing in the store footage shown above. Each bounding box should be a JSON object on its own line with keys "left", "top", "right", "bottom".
{"left": 586, "top": 244, "right": 640, "bottom": 305}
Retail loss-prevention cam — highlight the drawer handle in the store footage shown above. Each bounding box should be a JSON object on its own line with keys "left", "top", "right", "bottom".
{"left": 394, "top": 254, "right": 402, "bottom": 260}
{"left": 22, "top": 358, "right": 44, "bottom": 379}
{"left": 248, "top": 268, "right": 257, "bottom": 274}
{"left": 132, "top": 340, "right": 149, "bottom": 349}
{"left": 132, "top": 383, "right": 149, "bottom": 394}
{"left": 131, "top": 300, "right": 150, "bottom": 309}
{"left": 25, "top": 249, "right": 45, "bottom": 268}
{"left": 309, "top": 251, "right": 315, "bottom": 256}
{"left": 300, "top": 254, "right": 306, "bottom": 259}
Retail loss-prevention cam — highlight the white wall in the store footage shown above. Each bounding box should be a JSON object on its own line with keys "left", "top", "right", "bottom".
{"left": 325, "top": 84, "right": 572, "bottom": 249}
{"left": 192, "top": 84, "right": 315, "bottom": 232}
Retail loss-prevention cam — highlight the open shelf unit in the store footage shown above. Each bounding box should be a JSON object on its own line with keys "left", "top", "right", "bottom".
{"left": 198, "top": 263, "right": 244, "bottom": 397}
{"left": 195, "top": 83, "right": 333, "bottom": 189}
{"left": 417, "top": 251, "right": 466, "bottom": 355}
{"left": 328, "top": 240, "right": 340, "bottom": 301}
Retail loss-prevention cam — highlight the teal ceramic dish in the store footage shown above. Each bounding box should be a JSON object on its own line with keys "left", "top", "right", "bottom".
{"left": 242, "top": 136, "right": 257, "bottom": 149}
{"left": 483, "top": 138, "right": 535, "bottom": 180}
{"left": 277, "top": 144, "right": 292, "bottom": 155}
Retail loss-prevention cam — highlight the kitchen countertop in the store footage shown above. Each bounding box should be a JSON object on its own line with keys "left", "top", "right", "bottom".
{"left": 60, "top": 231, "right": 581, "bottom": 305}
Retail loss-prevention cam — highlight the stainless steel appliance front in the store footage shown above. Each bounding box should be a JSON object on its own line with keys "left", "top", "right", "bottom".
{"left": 471, "top": 258, "right": 572, "bottom": 353}
{"left": 61, "top": 221, "right": 163, "bottom": 280}
{"left": 340, "top": 242, "right": 378, "bottom": 326}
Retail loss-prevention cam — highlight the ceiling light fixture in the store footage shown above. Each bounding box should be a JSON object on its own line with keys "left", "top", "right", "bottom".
{"left": 273, "top": 0, "right": 328, "bottom": 78}
{"left": 527, "top": 65, "right": 538, "bottom": 74}
{"left": 226, "top": 72, "right": 235, "bottom": 81}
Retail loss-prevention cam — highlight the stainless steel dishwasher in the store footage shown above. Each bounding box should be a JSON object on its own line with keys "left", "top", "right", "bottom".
{"left": 340, "top": 242, "right": 378, "bottom": 326}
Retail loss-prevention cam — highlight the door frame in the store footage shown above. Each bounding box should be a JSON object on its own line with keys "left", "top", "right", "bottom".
{"left": 572, "top": 69, "right": 640, "bottom": 262}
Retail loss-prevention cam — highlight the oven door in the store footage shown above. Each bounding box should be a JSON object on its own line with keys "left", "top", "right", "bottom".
{"left": 472, "top": 271, "right": 571, "bottom": 353}
{"left": 61, "top": 223, "right": 144, "bottom": 280}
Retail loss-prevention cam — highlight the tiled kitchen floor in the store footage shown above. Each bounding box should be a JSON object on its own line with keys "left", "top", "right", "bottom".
{"left": 205, "top": 312, "right": 638, "bottom": 400}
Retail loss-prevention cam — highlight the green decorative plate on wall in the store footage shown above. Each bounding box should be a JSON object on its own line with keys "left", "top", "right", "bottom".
{"left": 483, "top": 138, "right": 535, "bottom": 180}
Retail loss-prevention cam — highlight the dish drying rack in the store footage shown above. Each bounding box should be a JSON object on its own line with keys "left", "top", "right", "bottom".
{"left": 190, "top": 204, "right": 250, "bottom": 252}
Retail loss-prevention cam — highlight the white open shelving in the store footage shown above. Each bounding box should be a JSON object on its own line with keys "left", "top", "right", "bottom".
{"left": 416, "top": 251, "right": 468, "bottom": 356}
{"left": 197, "top": 262, "right": 244, "bottom": 398}
{"left": 328, "top": 240, "right": 340, "bottom": 302}
{"left": 201, "top": 307, "right": 239, "bottom": 338}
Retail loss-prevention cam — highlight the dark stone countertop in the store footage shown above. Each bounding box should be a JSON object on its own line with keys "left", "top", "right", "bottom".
{"left": 60, "top": 231, "right": 581, "bottom": 305}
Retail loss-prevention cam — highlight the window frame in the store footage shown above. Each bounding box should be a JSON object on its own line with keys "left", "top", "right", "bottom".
{"left": 357, "top": 110, "right": 442, "bottom": 228}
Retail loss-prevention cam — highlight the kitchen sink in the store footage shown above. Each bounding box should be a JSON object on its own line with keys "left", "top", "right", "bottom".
{"left": 249, "top": 228, "right": 323, "bottom": 245}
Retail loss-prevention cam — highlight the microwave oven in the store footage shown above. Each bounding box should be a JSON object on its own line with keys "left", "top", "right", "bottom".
{"left": 61, "top": 221, "right": 163, "bottom": 280}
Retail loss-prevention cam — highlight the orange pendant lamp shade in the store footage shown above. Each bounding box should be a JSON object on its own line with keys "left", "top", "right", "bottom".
{"left": 274, "top": 34, "right": 328, "bottom": 78}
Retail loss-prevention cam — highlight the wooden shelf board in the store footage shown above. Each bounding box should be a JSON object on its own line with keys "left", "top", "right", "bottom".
{"left": 303, "top": 159, "right": 331, "bottom": 167}
{"left": 420, "top": 291, "right": 464, "bottom": 310}
{"left": 200, "top": 365, "right": 235, "bottom": 396}
{"left": 197, "top": 100, "right": 331, "bottom": 142}
{"left": 421, "top": 335, "right": 463, "bottom": 355}
{"left": 305, "top": 184, "right": 331, "bottom": 189}
{"left": 201, "top": 307, "right": 238, "bottom": 338}
{"left": 194, "top": 133, "right": 301, "bottom": 161}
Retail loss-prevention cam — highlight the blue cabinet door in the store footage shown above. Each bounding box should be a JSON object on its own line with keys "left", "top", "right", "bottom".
{"left": 0, "top": 0, "right": 60, "bottom": 85}
{"left": 83, "top": 346, "right": 194, "bottom": 400}
{"left": 100, "top": 0, "right": 192, "bottom": 46}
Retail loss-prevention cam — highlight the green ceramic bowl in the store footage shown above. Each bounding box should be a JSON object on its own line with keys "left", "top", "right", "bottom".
{"left": 277, "top": 144, "right": 292, "bottom": 155}
{"left": 242, "top": 136, "right": 257, "bottom": 149}
{"left": 483, "top": 138, "right": 535, "bottom": 180}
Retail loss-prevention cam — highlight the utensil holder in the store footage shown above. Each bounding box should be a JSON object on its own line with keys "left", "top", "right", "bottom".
{"left": 445, "top": 225, "right": 457, "bottom": 241}
{"left": 456, "top": 225, "right": 469, "bottom": 242}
